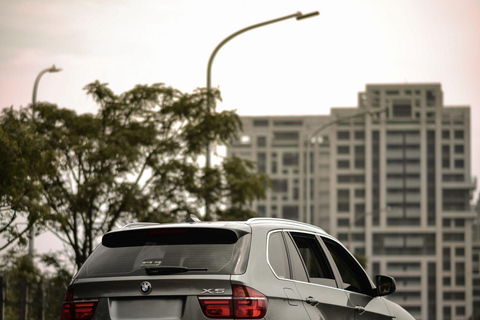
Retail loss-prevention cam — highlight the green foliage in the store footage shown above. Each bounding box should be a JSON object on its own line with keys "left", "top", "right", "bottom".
{"left": 1, "top": 252, "right": 71, "bottom": 320}
{"left": 0, "top": 108, "right": 54, "bottom": 250}
{"left": 0, "top": 81, "right": 269, "bottom": 269}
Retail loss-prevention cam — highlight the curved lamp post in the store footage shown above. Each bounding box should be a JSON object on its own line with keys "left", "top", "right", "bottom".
{"left": 305, "top": 107, "right": 387, "bottom": 225}
{"left": 205, "top": 11, "right": 319, "bottom": 219}
{"left": 29, "top": 64, "right": 62, "bottom": 256}
{"left": 19, "top": 65, "right": 62, "bottom": 320}
{"left": 31, "top": 64, "right": 62, "bottom": 121}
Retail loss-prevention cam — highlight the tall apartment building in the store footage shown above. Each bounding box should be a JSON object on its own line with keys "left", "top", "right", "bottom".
{"left": 227, "top": 83, "right": 476, "bottom": 320}
{"left": 473, "top": 198, "right": 480, "bottom": 317}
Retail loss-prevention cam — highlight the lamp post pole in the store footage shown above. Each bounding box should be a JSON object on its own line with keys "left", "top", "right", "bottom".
{"left": 205, "top": 11, "right": 319, "bottom": 220}
{"left": 19, "top": 65, "right": 62, "bottom": 320}
{"left": 29, "top": 64, "right": 62, "bottom": 259}
{"left": 305, "top": 107, "right": 387, "bottom": 225}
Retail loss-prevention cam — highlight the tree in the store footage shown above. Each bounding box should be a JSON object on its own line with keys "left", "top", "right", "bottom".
{"left": 16, "top": 81, "right": 269, "bottom": 270}
{"left": 0, "top": 251, "right": 72, "bottom": 320}
{"left": 0, "top": 108, "right": 53, "bottom": 251}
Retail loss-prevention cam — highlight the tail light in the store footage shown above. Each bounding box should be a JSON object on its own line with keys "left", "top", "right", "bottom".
{"left": 198, "top": 285, "right": 268, "bottom": 319}
{"left": 61, "top": 288, "right": 98, "bottom": 320}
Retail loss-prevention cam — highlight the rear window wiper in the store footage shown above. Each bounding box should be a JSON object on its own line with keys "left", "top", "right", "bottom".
{"left": 144, "top": 266, "right": 208, "bottom": 275}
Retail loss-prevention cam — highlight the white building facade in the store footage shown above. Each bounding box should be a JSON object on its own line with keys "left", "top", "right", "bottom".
{"left": 227, "top": 83, "right": 476, "bottom": 320}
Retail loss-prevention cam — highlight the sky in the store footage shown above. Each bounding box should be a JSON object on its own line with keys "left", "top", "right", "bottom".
{"left": 1, "top": 0, "right": 479, "bottom": 257}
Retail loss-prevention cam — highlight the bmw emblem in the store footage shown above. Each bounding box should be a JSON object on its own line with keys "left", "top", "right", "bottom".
{"left": 140, "top": 281, "right": 152, "bottom": 295}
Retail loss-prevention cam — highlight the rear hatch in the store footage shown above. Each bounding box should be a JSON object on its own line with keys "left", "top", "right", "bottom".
{"left": 64, "top": 225, "right": 251, "bottom": 320}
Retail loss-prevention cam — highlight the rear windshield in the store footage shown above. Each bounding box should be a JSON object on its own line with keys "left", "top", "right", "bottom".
{"left": 76, "top": 227, "right": 251, "bottom": 279}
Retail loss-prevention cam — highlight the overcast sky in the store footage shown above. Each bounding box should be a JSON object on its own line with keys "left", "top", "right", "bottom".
{"left": 1, "top": 0, "right": 479, "bottom": 255}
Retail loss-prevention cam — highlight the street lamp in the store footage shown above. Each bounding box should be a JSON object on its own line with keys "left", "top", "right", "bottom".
{"left": 19, "top": 65, "right": 62, "bottom": 320}
{"left": 29, "top": 64, "right": 62, "bottom": 256}
{"left": 305, "top": 107, "right": 388, "bottom": 225}
{"left": 204, "top": 11, "right": 320, "bottom": 219}
{"left": 31, "top": 64, "right": 62, "bottom": 121}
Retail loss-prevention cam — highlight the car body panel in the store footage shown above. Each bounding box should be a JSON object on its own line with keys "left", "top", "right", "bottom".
{"left": 64, "top": 218, "right": 415, "bottom": 320}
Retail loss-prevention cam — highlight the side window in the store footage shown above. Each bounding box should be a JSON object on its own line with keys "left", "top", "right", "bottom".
{"left": 268, "top": 232, "right": 290, "bottom": 279}
{"left": 289, "top": 232, "right": 336, "bottom": 288}
{"left": 322, "top": 237, "right": 373, "bottom": 295}
{"left": 284, "top": 233, "right": 309, "bottom": 282}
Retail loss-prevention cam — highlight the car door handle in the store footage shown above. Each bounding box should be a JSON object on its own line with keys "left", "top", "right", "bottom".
{"left": 305, "top": 296, "right": 319, "bottom": 306}
{"left": 355, "top": 305, "right": 366, "bottom": 315}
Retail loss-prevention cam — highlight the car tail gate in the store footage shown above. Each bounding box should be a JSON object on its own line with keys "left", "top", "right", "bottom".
{"left": 68, "top": 225, "right": 252, "bottom": 319}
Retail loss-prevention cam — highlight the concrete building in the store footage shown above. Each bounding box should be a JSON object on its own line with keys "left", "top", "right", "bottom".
{"left": 473, "top": 197, "right": 480, "bottom": 318}
{"left": 227, "top": 83, "right": 476, "bottom": 320}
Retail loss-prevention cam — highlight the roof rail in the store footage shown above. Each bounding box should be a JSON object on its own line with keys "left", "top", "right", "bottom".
{"left": 247, "top": 218, "right": 325, "bottom": 232}
{"left": 121, "top": 222, "right": 160, "bottom": 229}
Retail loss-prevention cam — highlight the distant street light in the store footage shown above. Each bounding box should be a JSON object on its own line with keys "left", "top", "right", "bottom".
{"left": 205, "top": 11, "right": 320, "bottom": 219}
{"left": 32, "top": 65, "right": 62, "bottom": 121}
{"left": 19, "top": 65, "right": 62, "bottom": 320}
{"left": 305, "top": 107, "right": 387, "bottom": 225}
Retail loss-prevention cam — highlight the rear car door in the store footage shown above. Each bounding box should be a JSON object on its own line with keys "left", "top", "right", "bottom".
{"left": 321, "top": 236, "right": 394, "bottom": 320}
{"left": 266, "top": 231, "right": 311, "bottom": 320}
{"left": 285, "top": 231, "right": 353, "bottom": 320}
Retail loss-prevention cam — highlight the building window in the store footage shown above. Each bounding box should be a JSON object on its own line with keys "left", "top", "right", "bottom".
{"left": 426, "top": 90, "right": 435, "bottom": 105}
{"left": 337, "top": 131, "right": 350, "bottom": 140}
{"left": 337, "top": 203, "right": 350, "bottom": 212}
{"left": 337, "top": 189, "right": 349, "bottom": 199}
{"left": 273, "top": 120, "right": 303, "bottom": 126}
{"left": 271, "top": 179, "right": 288, "bottom": 193}
{"left": 442, "top": 159, "right": 450, "bottom": 168}
{"left": 355, "top": 189, "right": 365, "bottom": 198}
{"left": 454, "top": 159, "right": 464, "bottom": 169}
{"left": 274, "top": 131, "right": 299, "bottom": 140}
{"left": 253, "top": 119, "right": 268, "bottom": 127}
{"left": 337, "top": 189, "right": 350, "bottom": 212}
{"left": 392, "top": 102, "right": 412, "bottom": 118}
{"left": 455, "top": 247, "right": 465, "bottom": 257}
{"left": 354, "top": 131, "right": 365, "bottom": 140}
{"left": 282, "top": 152, "right": 299, "bottom": 166}
{"left": 386, "top": 90, "right": 399, "bottom": 95}
{"left": 354, "top": 145, "right": 365, "bottom": 155}
{"left": 443, "top": 307, "right": 451, "bottom": 320}
{"left": 282, "top": 205, "right": 298, "bottom": 220}
{"left": 271, "top": 161, "right": 277, "bottom": 174}
{"left": 257, "top": 205, "right": 266, "bottom": 216}
{"left": 443, "top": 277, "right": 451, "bottom": 286}
{"left": 337, "top": 146, "right": 350, "bottom": 155}
{"left": 456, "top": 307, "right": 465, "bottom": 316}
{"left": 442, "top": 145, "right": 450, "bottom": 155}
{"left": 454, "top": 130, "right": 464, "bottom": 139}
{"left": 337, "top": 160, "right": 350, "bottom": 169}
{"left": 337, "top": 175, "right": 364, "bottom": 183}
{"left": 442, "top": 130, "right": 450, "bottom": 139}
{"left": 354, "top": 160, "right": 365, "bottom": 169}
{"left": 454, "top": 145, "right": 464, "bottom": 154}
{"left": 257, "top": 136, "right": 266, "bottom": 147}
{"left": 257, "top": 153, "right": 266, "bottom": 173}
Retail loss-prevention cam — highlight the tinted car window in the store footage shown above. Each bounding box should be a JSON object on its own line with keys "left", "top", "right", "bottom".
{"left": 289, "top": 232, "right": 336, "bottom": 287}
{"left": 77, "top": 228, "right": 251, "bottom": 278}
{"left": 268, "top": 232, "right": 290, "bottom": 279}
{"left": 322, "top": 237, "right": 373, "bottom": 295}
{"left": 284, "top": 233, "right": 308, "bottom": 282}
